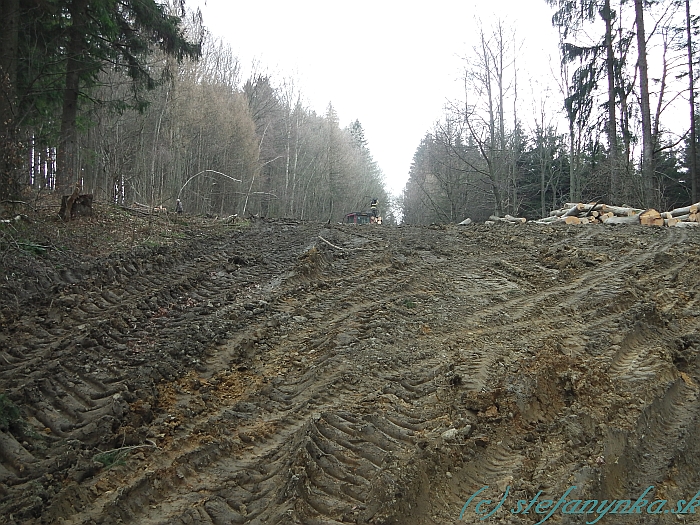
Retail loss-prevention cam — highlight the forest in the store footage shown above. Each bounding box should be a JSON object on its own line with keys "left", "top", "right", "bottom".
{"left": 0, "top": 0, "right": 388, "bottom": 222}
{"left": 403, "top": 0, "right": 700, "bottom": 223}
{"left": 0, "top": 0, "right": 698, "bottom": 224}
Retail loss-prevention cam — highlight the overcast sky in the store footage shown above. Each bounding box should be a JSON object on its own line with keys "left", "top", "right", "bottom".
{"left": 189, "top": 1, "right": 563, "bottom": 196}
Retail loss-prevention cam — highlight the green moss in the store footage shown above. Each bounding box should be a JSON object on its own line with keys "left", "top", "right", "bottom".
{"left": 0, "top": 394, "right": 22, "bottom": 431}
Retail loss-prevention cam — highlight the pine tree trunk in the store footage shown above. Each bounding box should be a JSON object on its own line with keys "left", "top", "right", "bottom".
{"left": 602, "top": 0, "right": 619, "bottom": 202}
{"left": 686, "top": 0, "right": 697, "bottom": 203}
{"left": 634, "top": 0, "right": 654, "bottom": 206}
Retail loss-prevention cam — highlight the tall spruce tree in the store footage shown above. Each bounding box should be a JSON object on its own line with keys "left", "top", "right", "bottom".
{"left": 546, "top": 0, "right": 621, "bottom": 202}
{"left": 55, "top": 0, "right": 201, "bottom": 192}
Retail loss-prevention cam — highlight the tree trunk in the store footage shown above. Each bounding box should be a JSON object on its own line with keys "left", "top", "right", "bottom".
{"left": 540, "top": 144, "right": 546, "bottom": 218}
{"left": 512, "top": 54, "right": 519, "bottom": 215}
{"left": 686, "top": 0, "right": 697, "bottom": 203}
{"left": 634, "top": 0, "right": 654, "bottom": 206}
{"left": 569, "top": 122, "right": 577, "bottom": 202}
{"left": 0, "top": 0, "right": 19, "bottom": 119}
{"left": 602, "top": 0, "right": 619, "bottom": 202}
{"left": 0, "top": 0, "right": 20, "bottom": 200}
{"left": 57, "top": 0, "right": 89, "bottom": 194}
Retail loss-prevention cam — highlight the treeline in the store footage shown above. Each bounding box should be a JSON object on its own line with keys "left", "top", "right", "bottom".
{"left": 0, "top": 1, "right": 387, "bottom": 221}
{"left": 402, "top": 1, "right": 698, "bottom": 224}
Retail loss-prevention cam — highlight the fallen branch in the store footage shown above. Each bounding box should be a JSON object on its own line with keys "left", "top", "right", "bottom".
{"left": 0, "top": 214, "right": 31, "bottom": 225}
{"left": 92, "top": 441, "right": 159, "bottom": 465}
{"left": 318, "top": 235, "right": 344, "bottom": 251}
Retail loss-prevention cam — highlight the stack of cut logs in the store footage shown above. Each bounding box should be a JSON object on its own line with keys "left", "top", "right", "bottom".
{"left": 532, "top": 202, "right": 700, "bottom": 227}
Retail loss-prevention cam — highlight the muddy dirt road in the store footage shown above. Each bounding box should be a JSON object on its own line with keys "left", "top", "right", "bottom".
{"left": 1, "top": 215, "right": 700, "bottom": 524}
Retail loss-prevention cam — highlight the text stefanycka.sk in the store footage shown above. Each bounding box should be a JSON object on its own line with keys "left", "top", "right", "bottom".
{"left": 460, "top": 485, "right": 700, "bottom": 524}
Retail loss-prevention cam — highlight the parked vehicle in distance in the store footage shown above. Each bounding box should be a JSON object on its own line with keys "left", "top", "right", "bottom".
{"left": 343, "top": 211, "right": 382, "bottom": 225}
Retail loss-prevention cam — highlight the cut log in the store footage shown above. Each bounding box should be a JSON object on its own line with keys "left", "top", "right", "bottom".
{"left": 601, "top": 204, "right": 644, "bottom": 216}
{"left": 639, "top": 208, "right": 661, "bottom": 219}
{"left": 602, "top": 214, "right": 641, "bottom": 225}
{"left": 563, "top": 202, "right": 604, "bottom": 212}
{"left": 671, "top": 213, "right": 691, "bottom": 221}
{"left": 562, "top": 204, "right": 583, "bottom": 217}
{"left": 669, "top": 203, "right": 699, "bottom": 217}
{"left": 639, "top": 209, "right": 663, "bottom": 226}
{"left": 504, "top": 214, "right": 527, "bottom": 223}
{"left": 488, "top": 215, "right": 521, "bottom": 224}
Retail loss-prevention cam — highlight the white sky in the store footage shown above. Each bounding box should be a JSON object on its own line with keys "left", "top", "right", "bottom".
{"left": 189, "top": 1, "right": 565, "bottom": 196}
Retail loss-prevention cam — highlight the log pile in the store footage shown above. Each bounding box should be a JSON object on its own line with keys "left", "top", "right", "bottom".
{"left": 532, "top": 202, "right": 700, "bottom": 228}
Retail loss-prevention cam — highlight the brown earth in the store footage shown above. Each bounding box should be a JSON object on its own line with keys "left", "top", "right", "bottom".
{"left": 1, "top": 204, "right": 700, "bottom": 525}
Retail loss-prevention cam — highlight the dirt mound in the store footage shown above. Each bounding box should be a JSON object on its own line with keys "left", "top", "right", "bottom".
{"left": 1, "top": 209, "right": 700, "bottom": 524}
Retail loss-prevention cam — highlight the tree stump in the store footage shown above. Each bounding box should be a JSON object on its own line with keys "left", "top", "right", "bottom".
{"left": 59, "top": 191, "right": 94, "bottom": 220}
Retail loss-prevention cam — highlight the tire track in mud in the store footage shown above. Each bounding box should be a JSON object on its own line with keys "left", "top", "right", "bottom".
{"left": 3, "top": 222, "right": 700, "bottom": 525}
{"left": 591, "top": 252, "right": 700, "bottom": 524}
{"left": 462, "top": 229, "right": 700, "bottom": 525}
{"left": 378, "top": 225, "right": 700, "bottom": 525}
{"left": 53, "top": 225, "right": 461, "bottom": 525}
{"left": 0, "top": 221, "right": 328, "bottom": 521}
{"left": 236, "top": 226, "right": 700, "bottom": 525}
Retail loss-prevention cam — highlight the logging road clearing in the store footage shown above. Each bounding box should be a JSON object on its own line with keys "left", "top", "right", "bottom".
{"left": 1, "top": 210, "right": 700, "bottom": 524}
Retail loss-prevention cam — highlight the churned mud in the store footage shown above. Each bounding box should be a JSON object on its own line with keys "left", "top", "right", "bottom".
{"left": 1, "top": 208, "right": 700, "bottom": 524}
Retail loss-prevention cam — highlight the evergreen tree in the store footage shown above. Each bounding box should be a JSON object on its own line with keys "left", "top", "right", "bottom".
{"left": 55, "top": 0, "right": 202, "bottom": 192}
{"left": 546, "top": 0, "right": 622, "bottom": 202}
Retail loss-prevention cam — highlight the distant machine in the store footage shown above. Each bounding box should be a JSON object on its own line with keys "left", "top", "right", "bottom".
{"left": 343, "top": 211, "right": 382, "bottom": 225}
